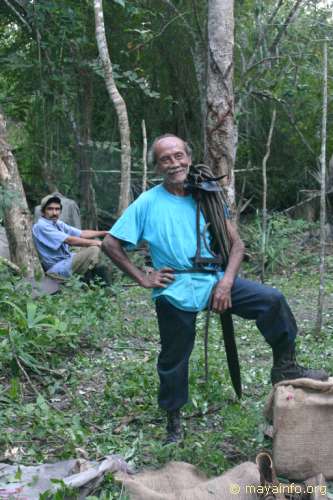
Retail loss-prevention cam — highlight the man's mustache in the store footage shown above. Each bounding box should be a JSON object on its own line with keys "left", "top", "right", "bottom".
{"left": 166, "top": 166, "right": 188, "bottom": 174}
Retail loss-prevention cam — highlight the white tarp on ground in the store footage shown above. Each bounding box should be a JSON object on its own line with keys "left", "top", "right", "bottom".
{"left": 0, "top": 455, "right": 131, "bottom": 499}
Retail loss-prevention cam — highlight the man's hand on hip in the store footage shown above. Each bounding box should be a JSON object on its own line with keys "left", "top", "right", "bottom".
{"left": 212, "top": 277, "right": 233, "bottom": 313}
{"left": 141, "top": 267, "right": 175, "bottom": 289}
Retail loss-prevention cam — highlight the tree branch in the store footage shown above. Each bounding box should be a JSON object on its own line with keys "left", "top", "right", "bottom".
{"left": 129, "top": 12, "right": 189, "bottom": 51}
{"left": 2, "top": 0, "right": 32, "bottom": 33}
{"left": 158, "top": 0, "right": 196, "bottom": 42}
{"left": 282, "top": 104, "right": 316, "bottom": 157}
{"left": 244, "top": 56, "right": 281, "bottom": 76}
{"left": 250, "top": 90, "right": 285, "bottom": 105}
{"left": 269, "top": 0, "right": 306, "bottom": 55}
{"left": 246, "top": 0, "right": 284, "bottom": 70}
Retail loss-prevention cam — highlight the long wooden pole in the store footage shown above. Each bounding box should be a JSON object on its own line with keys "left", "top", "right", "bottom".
{"left": 315, "top": 41, "right": 328, "bottom": 336}
{"left": 141, "top": 120, "right": 148, "bottom": 192}
{"left": 261, "top": 108, "right": 276, "bottom": 283}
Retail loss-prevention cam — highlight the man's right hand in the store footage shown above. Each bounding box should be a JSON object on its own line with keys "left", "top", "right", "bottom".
{"left": 141, "top": 267, "right": 175, "bottom": 289}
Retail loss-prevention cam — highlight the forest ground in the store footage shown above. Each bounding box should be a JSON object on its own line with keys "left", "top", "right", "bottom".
{"left": 0, "top": 219, "right": 333, "bottom": 499}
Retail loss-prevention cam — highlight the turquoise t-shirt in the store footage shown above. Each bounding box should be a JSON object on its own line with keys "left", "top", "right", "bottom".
{"left": 109, "top": 184, "right": 224, "bottom": 312}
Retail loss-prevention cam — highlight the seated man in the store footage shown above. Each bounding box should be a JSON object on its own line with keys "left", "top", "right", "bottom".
{"left": 33, "top": 194, "right": 109, "bottom": 282}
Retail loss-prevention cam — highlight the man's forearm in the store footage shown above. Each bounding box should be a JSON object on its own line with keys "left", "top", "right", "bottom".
{"left": 102, "top": 235, "right": 145, "bottom": 286}
{"left": 80, "top": 230, "right": 108, "bottom": 239}
{"left": 223, "top": 237, "right": 245, "bottom": 285}
{"left": 65, "top": 236, "right": 101, "bottom": 247}
{"left": 212, "top": 228, "right": 244, "bottom": 312}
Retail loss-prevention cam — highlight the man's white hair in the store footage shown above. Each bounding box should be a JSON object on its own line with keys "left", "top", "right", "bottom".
{"left": 148, "top": 134, "right": 192, "bottom": 167}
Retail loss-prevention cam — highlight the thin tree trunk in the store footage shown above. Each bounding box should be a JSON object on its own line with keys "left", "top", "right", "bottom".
{"left": 206, "top": 0, "right": 236, "bottom": 209}
{"left": 261, "top": 108, "right": 276, "bottom": 283}
{"left": 141, "top": 120, "right": 148, "bottom": 193}
{"left": 268, "top": 0, "right": 305, "bottom": 55}
{"left": 94, "top": 0, "right": 131, "bottom": 216}
{"left": 315, "top": 41, "right": 328, "bottom": 336}
{"left": 0, "top": 111, "right": 43, "bottom": 277}
{"left": 79, "top": 74, "right": 98, "bottom": 229}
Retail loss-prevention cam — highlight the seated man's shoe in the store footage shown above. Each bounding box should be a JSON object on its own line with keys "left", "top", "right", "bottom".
{"left": 164, "top": 409, "right": 182, "bottom": 445}
{"left": 271, "top": 344, "right": 328, "bottom": 385}
{"left": 82, "top": 265, "right": 112, "bottom": 286}
{"left": 93, "top": 264, "right": 112, "bottom": 286}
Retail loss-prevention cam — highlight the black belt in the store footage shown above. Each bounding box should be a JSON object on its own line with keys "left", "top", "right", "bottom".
{"left": 172, "top": 268, "right": 221, "bottom": 274}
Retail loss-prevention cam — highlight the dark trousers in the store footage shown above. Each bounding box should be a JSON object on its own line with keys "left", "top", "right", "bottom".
{"left": 155, "top": 277, "right": 297, "bottom": 411}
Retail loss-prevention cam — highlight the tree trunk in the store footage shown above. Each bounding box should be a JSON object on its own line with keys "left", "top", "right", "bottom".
{"left": 261, "top": 108, "right": 276, "bottom": 283}
{"left": 94, "top": 0, "right": 131, "bottom": 216}
{"left": 206, "top": 0, "right": 236, "bottom": 208}
{"left": 141, "top": 119, "right": 148, "bottom": 193}
{"left": 315, "top": 41, "right": 328, "bottom": 336}
{"left": 0, "top": 111, "right": 43, "bottom": 277}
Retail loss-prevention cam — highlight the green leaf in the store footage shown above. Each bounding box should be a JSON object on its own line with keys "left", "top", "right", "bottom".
{"left": 114, "top": 0, "right": 125, "bottom": 7}
{"left": 9, "top": 377, "right": 20, "bottom": 400}
{"left": 26, "top": 302, "right": 37, "bottom": 328}
{"left": 14, "top": 466, "right": 22, "bottom": 481}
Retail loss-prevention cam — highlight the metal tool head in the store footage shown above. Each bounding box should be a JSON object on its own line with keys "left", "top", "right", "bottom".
{"left": 185, "top": 164, "right": 227, "bottom": 193}
{"left": 185, "top": 180, "right": 223, "bottom": 192}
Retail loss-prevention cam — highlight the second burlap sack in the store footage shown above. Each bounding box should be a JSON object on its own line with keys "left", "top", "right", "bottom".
{"left": 265, "top": 377, "right": 333, "bottom": 480}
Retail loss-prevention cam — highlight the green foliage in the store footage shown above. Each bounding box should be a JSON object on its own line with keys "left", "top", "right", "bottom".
{"left": 0, "top": 268, "right": 121, "bottom": 377}
{"left": 241, "top": 214, "right": 317, "bottom": 274}
{"left": 0, "top": 234, "right": 332, "bottom": 496}
{"left": 235, "top": 0, "right": 333, "bottom": 209}
{"left": 1, "top": 0, "right": 332, "bottom": 212}
{"left": 0, "top": 186, "right": 21, "bottom": 219}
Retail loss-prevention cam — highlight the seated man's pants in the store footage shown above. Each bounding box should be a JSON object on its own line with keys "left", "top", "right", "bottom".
{"left": 46, "top": 247, "right": 101, "bottom": 281}
{"left": 71, "top": 247, "right": 101, "bottom": 276}
{"left": 155, "top": 277, "right": 297, "bottom": 412}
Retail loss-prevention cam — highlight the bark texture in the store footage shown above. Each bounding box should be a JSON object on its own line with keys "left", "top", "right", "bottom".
{"left": 0, "top": 112, "right": 43, "bottom": 277}
{"left": 206, "top": 0, "right": 236, "bottom": 207}
{"left": 94, "top": 0, "right": 131, "bottom": 216}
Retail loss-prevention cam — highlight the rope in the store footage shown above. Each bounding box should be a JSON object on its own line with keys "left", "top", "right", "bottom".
{"left": 186, "top": 164, "right": 231, "bottom": 266}
{"left": 186, "top": 164, "right": 242, "bottom": 398}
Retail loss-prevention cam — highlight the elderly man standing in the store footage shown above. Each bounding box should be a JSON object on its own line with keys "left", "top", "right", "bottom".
{"left": 102, "top": 134, "right": 328, "bottom": 444}
{"left": 33, "top": 194, "right": 109, "bottom": 282}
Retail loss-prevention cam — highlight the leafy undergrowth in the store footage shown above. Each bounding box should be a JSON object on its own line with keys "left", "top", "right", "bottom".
{"left": 0, "top": 239, "right": 332, "bottom": 499}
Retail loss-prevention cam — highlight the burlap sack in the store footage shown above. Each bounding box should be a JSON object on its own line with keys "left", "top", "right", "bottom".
{"left": 264, "top": 377, "right": 333, "bottom": 480}
{"left": 116, "top": 461, "right": 260, "bottom": 500}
